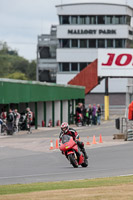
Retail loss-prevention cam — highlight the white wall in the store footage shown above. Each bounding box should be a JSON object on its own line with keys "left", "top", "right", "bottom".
{"left": 91, "top": 78, "right": 128, "bottom": 93}
{"left": 56, "top": 73, "right": 77, "bottom": 84}
{"left": 54, "top": 101, "right": 60, "bottom": 126}
{"left": 46, "top": 101, "right": 52, "bottom": 126}
{"left": 57, "top": 49, "right": 97, "bottom": 62}
{"left": 63, "top": 100, "right": 68, "bottom": 122}
{"left": 37, "top": 102, "right": 43, "bottom": 126}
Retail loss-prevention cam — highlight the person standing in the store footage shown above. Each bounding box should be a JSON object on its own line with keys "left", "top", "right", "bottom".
{"left": 92, "top": 104, "right": 97, "bottom": 125}
{"left": 82, "top": 104, "right": 87, "bottom": 126}
{"left": 25, "top": 107, "right": 33, "bottom": 134}
{"left": 88, "top": 104, "right": 93, "bottom": 126}
{"left": 0, "top": 118, "right": 3, "bottom": 134}
{"left": 14, "top": 109, "right": 20, "bottom": 132}
{"left": 96, "top": 104, "right": 102, "bottom": 125}
{"left": 6, "top": 109, "right": 14, "bottom": 134}
{"left": 1, "top": 109, "right": 7, "bottom": 121}
{"left": 75, "top": 103, "right": 82, "bottom": 125}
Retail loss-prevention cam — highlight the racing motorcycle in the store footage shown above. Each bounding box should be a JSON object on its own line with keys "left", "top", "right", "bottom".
{"left": 59, "top": 135, "right": 88, "bottom": 168}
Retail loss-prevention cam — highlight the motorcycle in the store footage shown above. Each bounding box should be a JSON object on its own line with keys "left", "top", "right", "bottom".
{"left": 75, "top": 113, "right": 83, "bottom": 127}
{"left": 59, "top": 135, "right": 88, "bottom": 168}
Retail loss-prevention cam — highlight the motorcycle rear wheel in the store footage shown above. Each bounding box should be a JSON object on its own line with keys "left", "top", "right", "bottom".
{"left": 68, "top": 154, "right": 78, "bottom": 168}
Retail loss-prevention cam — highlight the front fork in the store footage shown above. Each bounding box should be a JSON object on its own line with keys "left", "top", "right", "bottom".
{"left": 66, "top": 151, "right": 78, "bottom": 162}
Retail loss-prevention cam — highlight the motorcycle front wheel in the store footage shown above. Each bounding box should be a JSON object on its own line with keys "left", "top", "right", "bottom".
{"left": 68, "top": 154, "right": 78, "bottom": 168}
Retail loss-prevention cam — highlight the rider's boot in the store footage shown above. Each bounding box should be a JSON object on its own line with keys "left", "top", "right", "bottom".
{"left": 82, "top": 148, "right": 88, "bottom": 159}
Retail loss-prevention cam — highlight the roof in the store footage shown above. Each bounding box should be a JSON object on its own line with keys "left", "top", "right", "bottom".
{"left": 56, "top": 2, "right": 133, "bottom": 10}
{"left": 0, "top": 78, "right": 85, "bottom": 104}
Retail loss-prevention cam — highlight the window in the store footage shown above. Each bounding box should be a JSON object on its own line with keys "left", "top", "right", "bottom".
{"left": 97, "top": 15, "right": 105, "bottom": 24}
{"left": 62, "top": 16, "right": 70, "bottom": 24}
{"left": 59, "top": 39, "right": 61, "bottom": 48}
{"left": 126, "top": 15, "right": 131, "bottom": 25}
{"left": 79, "top": 16, "right": 87, "bottom": 24}
{"left": 62, "top": 39, "right": 69, "bottom": 48}
{"left": 71, "top": 16, "right": 78, "bottom": 24}
{"left": 115, "top": 16, "right": 124, "bottom": 24}
{"left": 89, "top": 39, "right": 96, "bottom": 48}
{"left": 71, "top": 63, "right": 78, "bottom": 71}
{"left": 106, "top": 16, "right": 114, "bottom": 24}
{"left": 107, "top": 39, "right": 113, "bottom": 48}
{"left": 89, "top": 16, "right": 96, "bottom": 24}
{"left": 72, "top": 39, "right": 78, "bottom": 48}
{"left": 98, "top": 39, "right": 105, "bottom": 48}
{"left": 62, "top": 63, "right": 69, "bottom": 71}
{"left": 59, "top": 16, "right": 62, "bottom": 24}
{"left": 80, "top": 39, "right": 87, "bottom": 48}
{"left": 80, "top": 63, "right": 87, "bottom": 71}
{"left": 59, "top": 63, "right": 62, "bottom": 71}
{"left": 39, "top": 47, "right": 50, "bottom": 58}
{"left": 115, "top": 39, "right": 123, "bottom": 48}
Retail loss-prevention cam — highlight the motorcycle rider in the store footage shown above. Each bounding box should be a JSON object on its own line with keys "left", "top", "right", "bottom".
{"left": 59, "top": 122, "right": 88, "bottom": 159}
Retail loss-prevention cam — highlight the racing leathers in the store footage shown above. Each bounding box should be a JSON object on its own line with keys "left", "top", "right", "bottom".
{"left": 59, "top": 127, "right": 88, "bottom": 159}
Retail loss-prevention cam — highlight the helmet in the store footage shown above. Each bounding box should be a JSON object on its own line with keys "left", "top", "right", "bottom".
{"left": 61, "top": 122, "right": 69, "bottom": 133}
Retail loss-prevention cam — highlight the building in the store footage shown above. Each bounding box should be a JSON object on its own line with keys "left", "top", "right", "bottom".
{"left": 37, "top": 25, "right": 58, "bottom": 83}
{"left": 0, "top": 78, "right": 85, "bottom": 127}
{"left": 56, "top": 2, "right": 133, "bottom": 105}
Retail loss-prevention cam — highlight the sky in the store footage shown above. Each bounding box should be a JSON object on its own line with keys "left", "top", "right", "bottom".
{"left": 0, "top": 0, "right": 133, "bottom": 61}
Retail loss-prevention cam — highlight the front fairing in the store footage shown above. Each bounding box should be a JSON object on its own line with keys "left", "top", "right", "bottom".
{"left": 60, "top": 135, "right": 77, "bottom": 152}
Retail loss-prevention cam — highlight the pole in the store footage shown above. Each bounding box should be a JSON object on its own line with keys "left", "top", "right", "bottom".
{"left": 104, "top": 77, "right": 109, "bottom": 120}
{"left": 36, "top": 44, "right": 39, "bottom": 81}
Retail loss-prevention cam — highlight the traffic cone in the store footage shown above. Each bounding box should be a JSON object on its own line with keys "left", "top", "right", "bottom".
{"left": 99, "top": 134, "right": 103, "bottom": 143}
{"left": 49, "top": 140, "right": 54, "bottom": 150}
{"left": 55, "top": 139, "right": 59, "bottom": 149}
{"left": 86, "top": 136, "right": 90, "bottom": 145}
{"left": 92, "top": 135, "right": 97, "bottom": 144}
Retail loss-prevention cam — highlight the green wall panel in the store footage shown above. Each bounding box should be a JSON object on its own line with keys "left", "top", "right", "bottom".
{"left": 0, "top": 79, "right": 85, "bottom": 104}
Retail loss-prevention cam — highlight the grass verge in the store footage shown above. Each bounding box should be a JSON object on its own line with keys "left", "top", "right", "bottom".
{"left": 0, "top": 175, "right": 133, "bottom": 195}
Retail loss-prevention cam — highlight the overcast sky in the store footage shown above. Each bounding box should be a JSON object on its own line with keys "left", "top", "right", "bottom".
{"left": 0, "top": 0, "right": 133, "bottom": 61}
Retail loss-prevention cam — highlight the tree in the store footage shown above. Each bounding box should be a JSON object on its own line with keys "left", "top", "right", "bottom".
{"left": 0, "top": 41, "right": 36, "bottom": 80}
{"left": 6, "top": 72, "right": 28, "bottom": 80}
{"left": 27, "top": 60, "right": 36, "bottom": 80}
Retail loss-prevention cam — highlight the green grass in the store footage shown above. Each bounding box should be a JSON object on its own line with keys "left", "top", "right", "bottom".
{"left": 0, "top": 176, "right": 133, "bottom": 195}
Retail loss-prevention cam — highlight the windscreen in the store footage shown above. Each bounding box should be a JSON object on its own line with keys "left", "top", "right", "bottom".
{"left": 61, "top": 135, "right": 71, "bottom": 144}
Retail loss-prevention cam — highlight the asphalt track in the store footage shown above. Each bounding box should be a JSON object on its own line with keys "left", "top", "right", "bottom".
{"left": 0, "top": 118, "right": 133, "bottom": 185}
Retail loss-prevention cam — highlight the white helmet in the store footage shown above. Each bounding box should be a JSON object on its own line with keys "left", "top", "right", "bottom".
{"left": 61, "top": 122, "right": 69, "bottom": 133}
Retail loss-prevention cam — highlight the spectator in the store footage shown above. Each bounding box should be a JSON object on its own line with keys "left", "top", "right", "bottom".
{"left": 75, "top": 103, "right": 83, "bottom": 125}
{"left": 0, "top": 118, "right": 3, "bottom": 134}
{"left": 1, "top": 109, "right": 7, "bottom": 120}
{"left": 14, "top": 109, "right": 20, "bottom": 132}
{"left": 7, "top": 109, "right": 14, "bottom": 123}
{"left": 6, "top": 109, "right": 14, "bottom": 134}
{"left": 25, "top": 107, "right": 33, "bottom": 134}
{"left": 82, "top": 104, "right": 87, "bottom": 125}
{"left": 96, "top": 104, "right": 102, "bottom": 125}
{"left": 88, "top": 104, "right": 93, "bottom": 126}
{"left": 92, "top": 104, "right": 97, "bottom": 125}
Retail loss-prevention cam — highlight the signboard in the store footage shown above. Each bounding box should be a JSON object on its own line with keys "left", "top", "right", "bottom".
{"left": 98, "top": 49, "right": 133, "bottom": 77}
{"left": 68, "top": 29, "right": 116, "bottom": 35}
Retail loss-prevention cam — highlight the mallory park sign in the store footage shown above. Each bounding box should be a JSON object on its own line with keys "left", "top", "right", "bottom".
{"left": 68, "top": 29, "right": 116, "bottom": 34}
